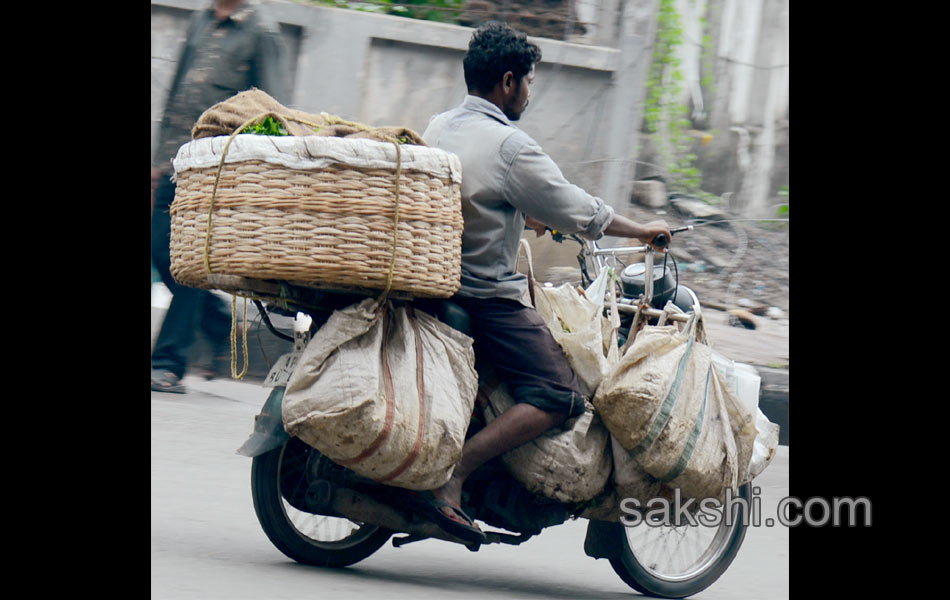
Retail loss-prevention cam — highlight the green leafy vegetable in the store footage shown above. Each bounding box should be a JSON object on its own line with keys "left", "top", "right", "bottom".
{"left": 241, "top": 116, "right": 288, "bottom": 136}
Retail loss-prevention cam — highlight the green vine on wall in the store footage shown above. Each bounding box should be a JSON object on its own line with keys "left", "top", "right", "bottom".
{"left": 644, "top": 0, "right": 707, "bottom": 198}
{"left": 305, "top": 0, "right": 464, "bottom": 23}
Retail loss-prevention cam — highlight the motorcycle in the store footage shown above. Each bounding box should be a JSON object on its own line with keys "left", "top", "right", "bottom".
{"left": 236, "top": 226, "right": 751, "bottom": 599}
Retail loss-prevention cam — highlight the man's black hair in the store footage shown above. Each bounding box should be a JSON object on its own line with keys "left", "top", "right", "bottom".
{"left": 463, "top": 22, "right": 542, "bottom": 94}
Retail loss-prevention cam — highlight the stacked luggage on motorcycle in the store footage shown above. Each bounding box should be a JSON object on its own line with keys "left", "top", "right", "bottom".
{"left": 167, "top": 89, "right": 464, "bottom": 303}
{"left": 281, "top": 297, "right": 479, "bottom": 491}
{"left": 592, "top": 301, "right": 778, "bottom": 513}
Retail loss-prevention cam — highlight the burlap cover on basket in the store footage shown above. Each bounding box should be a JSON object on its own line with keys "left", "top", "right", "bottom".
{"left": 168, "top": 134, "right": 463, "bottom": 298}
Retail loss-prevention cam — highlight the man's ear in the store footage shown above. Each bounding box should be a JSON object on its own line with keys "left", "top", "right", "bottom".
{"left": 502, "top": 71, "right": 515, "bottom": 94}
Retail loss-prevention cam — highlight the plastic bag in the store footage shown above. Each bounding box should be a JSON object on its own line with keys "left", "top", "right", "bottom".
{"left": 521, "top": 240, "right": 619, "bottom": 397}
{"left": 576, "top": 435, "right": 674, "bottom": 522}
{"left": 711, "top": 350, "right": 780, "bottom": 479}
{"left": 281, "top": 298, "right": 478, "bottom": 490}
{"left": 533, "top": 281, "right": 612, "bottom": 397}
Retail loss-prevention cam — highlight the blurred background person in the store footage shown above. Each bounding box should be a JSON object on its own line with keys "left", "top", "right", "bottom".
{"left": 151, "top": 0, "right": 289, "bottom": 392}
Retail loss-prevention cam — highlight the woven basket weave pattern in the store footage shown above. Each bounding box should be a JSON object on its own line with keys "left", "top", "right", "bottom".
{"left": 169, "top": 157, "right": 463, "bottom": 298}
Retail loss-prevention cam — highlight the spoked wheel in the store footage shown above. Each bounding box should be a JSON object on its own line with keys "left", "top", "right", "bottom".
{"left": 251, "top": 436, "right": 392, "bottom": 567}
{"left": 609, "top": 482, "right": 751, "bottom": 599}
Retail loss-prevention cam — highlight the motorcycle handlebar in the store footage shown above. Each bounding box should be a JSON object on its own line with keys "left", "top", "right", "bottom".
{"left": 544, "top": 225, "right": 692, "bottom": 255}
{"left": 654, "top": 226, "right": 693, "bottom": 249}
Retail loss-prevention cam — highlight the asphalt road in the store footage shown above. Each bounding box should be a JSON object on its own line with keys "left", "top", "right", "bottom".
{"left": 151, "top": 376, "right": 789, "bottom": 600}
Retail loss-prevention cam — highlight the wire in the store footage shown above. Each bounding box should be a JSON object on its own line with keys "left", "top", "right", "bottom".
{"left": 689, "top": 218, "right": 789, "bottom": 226}
{"left": 648, "top": 249, "right": 679, "bottom": 308}
{"left": 254, "top": 300, "right": 295, "bottom": 343}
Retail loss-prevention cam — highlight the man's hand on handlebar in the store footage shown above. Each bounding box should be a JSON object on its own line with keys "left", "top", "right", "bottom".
{"left": 601, "top": 214, "right": 672, "bottom": 251}
{"left": 637, "top": 220, "right": 673, "bottom": 251}
{"left": 524, "top": 215, "right": 548, "bottom": 238}
{"left": 524, "top": 213, "right": 673, "bottom": 250}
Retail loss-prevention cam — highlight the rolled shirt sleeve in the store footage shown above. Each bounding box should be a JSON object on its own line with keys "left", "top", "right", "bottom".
{"left": 502, "top": 134, "right": 614, "bottom": 240}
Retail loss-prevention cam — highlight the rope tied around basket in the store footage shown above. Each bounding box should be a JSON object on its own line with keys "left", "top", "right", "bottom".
{"left": 202, "top": 111, "right": 407, "bottom": 377}
{"left": 230, "top": 294, "right": 249, "bottom": 379}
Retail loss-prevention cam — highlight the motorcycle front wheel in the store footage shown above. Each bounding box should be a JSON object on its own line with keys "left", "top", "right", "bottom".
{"left": 608, "top": 482, "right": 751, "bottom": 599}
{"left": 251, "top": 436, "right": 393, "bottom": 567}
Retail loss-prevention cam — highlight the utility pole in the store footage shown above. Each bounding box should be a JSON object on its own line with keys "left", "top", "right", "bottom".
{"left": 599, "top": 0, "right": 659, "bottom": 214}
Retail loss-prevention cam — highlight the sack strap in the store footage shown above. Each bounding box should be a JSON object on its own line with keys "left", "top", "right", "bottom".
{"left": 376, "top": 306, "right": 428, "bottom": 483}
{"left": 334, "top": 304, "right": 397, "bottom": 469}
{"left": 629, "top": 326, "right": 697, "bottom": 459}
{"left": 516, "top": 238, "right": 537, "bottom": 308}
{"left": 334, "top": 305, "right": 430, "bottom": 484}
{"left": 657, "top": 364, "right": 711, "bottom": 482}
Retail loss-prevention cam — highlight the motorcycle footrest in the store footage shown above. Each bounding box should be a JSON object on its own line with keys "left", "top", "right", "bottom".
{"left": 391, "top": 534, "right": 428, "bottom": 548}
{"left": 483, "top": 530, "right": 533, "bottom": 546}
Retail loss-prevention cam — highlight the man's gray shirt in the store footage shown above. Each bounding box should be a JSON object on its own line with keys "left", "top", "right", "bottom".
{"left": 422, "top": 95, "right": 614, "bottom": 305}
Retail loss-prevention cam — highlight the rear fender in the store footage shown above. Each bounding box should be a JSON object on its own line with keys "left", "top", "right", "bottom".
{"left": 236, "top": 386, "right": 289, "bottom": 457}
{"left": 583, "top": 519, "right": 625, "bottom": 560}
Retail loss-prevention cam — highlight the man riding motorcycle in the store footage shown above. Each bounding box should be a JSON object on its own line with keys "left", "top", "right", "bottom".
{"left": 417, "top": 21, "right": 671, "bottom": 543}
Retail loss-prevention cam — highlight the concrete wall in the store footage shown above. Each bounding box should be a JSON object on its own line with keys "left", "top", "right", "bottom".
{"left": 151, "top": 0, "right": 788, "bottom": 217}
{"left": 151, "top": 0, "right": 627, "bottom": 201}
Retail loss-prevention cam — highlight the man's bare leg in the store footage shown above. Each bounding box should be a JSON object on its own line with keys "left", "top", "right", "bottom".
{"left": 432, "top": 402, "right": 568, "bottom": 517}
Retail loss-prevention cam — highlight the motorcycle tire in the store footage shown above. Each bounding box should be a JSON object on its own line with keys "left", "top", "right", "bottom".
{"left": 251, "top": 437, "right": 393, "bottom": 567}
{"left": 608, "top": 482, "right": 751, "bottom": 599}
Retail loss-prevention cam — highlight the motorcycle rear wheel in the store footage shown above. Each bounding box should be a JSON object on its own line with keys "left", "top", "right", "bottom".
{"left": 608, "top": 482, "right": 751, "bottom": 599}
{"left": 251, "top": 437, "right": 393, "bottom": 567}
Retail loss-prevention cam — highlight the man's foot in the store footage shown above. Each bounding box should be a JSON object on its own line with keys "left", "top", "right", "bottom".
{"left": 151, "top": 369, "right": 185, "bottom": 393}
{"left": 407, "top": 480, "right": 485, "bottom": 544}
{"left": 432, "top": 475, "right": 464, "bottom": 514}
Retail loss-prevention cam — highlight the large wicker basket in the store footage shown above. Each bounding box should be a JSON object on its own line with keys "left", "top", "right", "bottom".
{"left": 169, "top": 134, "right": 463, "bottom": 299}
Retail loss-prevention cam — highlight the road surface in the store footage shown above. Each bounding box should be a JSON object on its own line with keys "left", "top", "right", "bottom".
{"left": 151, "top": 376, "right": 789, "bottom": 599}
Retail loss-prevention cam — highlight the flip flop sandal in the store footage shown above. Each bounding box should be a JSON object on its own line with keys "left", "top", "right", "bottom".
{"left": 151, "top": 369, "right": 186, "bottom": 394}
{"left": 406, "top": 491, "right": 486, "bottom": 544}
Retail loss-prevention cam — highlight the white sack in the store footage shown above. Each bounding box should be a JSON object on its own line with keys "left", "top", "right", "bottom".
{"left": 281, "top": 298, "right": 478, "bottom": 490}
{"left": 531, "top": 265, "right": 620, "bottom": 397}
{"left": 594, "top": 307, "right": 759, "bottom": 501}
{"left": 610, "top": 435, "right": 664, "bottom": 504}
{"left": 479, "top": 367, "right": 612, "bottom": 504}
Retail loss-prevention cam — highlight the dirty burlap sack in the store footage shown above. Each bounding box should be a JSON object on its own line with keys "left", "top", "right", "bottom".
{"left": 281, "top": 298, "right": 478, "bottom": 491}
{"left": 191, "top": 88, "right": 426, "bottom": 145}
{"left": 593, "top": 306, "right": 758, "bottom": 502}
{"left": 477, "top": 364, "right": 612, "bottom": 504}
{"left": 577, "top": 435, "right": 675, "bottom": 522}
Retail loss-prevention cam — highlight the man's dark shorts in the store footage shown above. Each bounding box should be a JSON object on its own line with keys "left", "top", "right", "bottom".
{"left": 451, "top": 296, "right": 587, "bottom": 418}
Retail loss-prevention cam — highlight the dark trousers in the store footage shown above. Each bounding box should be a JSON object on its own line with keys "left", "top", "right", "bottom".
{"left": 452, "top": 296, "right": 587, "bottom": 418}
{"left": 151, "top": 174, "right": 231, "bottom": 379}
